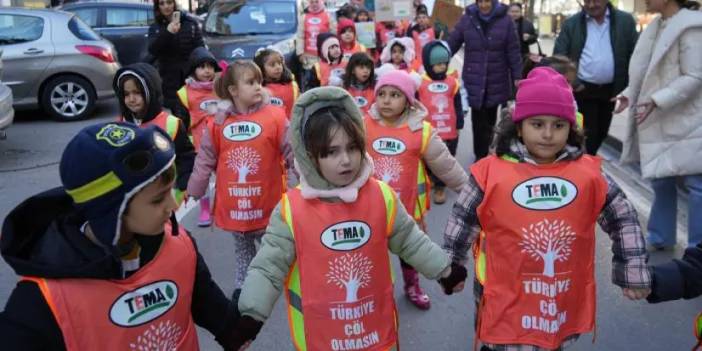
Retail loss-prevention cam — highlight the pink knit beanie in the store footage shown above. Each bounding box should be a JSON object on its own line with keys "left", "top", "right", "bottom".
{"left": 513, "top": 67, "right": 576, "bottom": 125}
{"left": 374, "top": 70, "right": 419, "bottom": 105}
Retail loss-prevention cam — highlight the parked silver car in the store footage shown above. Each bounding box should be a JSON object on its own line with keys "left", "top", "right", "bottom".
{"left": 0, "top": 49, "right": 13, "bottom": 139}
{"left": 0, "top": 8, "right": 119, "bottom": 121}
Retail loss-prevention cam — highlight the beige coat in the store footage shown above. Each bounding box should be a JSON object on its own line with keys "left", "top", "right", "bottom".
{"left": 620, "top": 9, "right": 702, "bottom": 179}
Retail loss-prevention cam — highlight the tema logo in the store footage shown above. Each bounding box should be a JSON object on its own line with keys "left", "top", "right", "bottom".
{"left": 110, "top": 280, "right": 178, "bottom": 327}
{"left": 223, "top": 121, "right": 262, "bottom": 141}
{"left": 270, "top": 97, "right": 284, "bottom": 106}
{"left": 308, "top": 17, "right": 322, "bottom": 25}
{"left": 372, "top": 137, "right": 406, "bottom": 156}
{"left": 321, "top": 221, "right": 371, "bottom": 251}
{"left": 354, "top": 96, "right": 368, "bottom": 107}
{"left": 428, "top": 82, "right": 449, "bottom": 93}
{"left": 512, "top": 177, "right": 577, "bottom": 210}
{"left": 199, "top": 99, "right": 218, "bottom": 112}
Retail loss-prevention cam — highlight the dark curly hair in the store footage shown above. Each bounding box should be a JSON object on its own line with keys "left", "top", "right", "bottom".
{"left": 342, "top": 52, "right": 376, "bottom": 89}
{"left": 254, "top": 49, "right": 294, "bottom": 85}
{"left": 492, "top": 113, "right": 585, "bottom": 157}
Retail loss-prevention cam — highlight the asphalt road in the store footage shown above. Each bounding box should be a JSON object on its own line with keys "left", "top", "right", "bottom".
{"left": 0, "top": 96, "right": 700, "bottom": 350}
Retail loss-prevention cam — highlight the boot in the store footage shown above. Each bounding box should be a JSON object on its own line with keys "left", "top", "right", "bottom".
{"left": 401, "top": 266, "right": 431, "bottom": 310}
{"left": 198, "top": 196, "right": 212, "bottom": 227}
{"left": 433, "top": 187, "right": 446, "bottom": 204}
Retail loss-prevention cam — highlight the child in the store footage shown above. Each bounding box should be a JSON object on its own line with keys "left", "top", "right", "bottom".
{"left": 355, "top": 8, "right": 371, "bottom": 22}
{"left": 366, "top": 70, "right": 469, "bottom": 309}
{"left": 228, "top": 86, "right": 467, "bottom": 349}
{"left": 296, "top": 0, "right": 336, "bottom": 73}
{"left": 376, "top": 37, "right": 419, "bottom": 76}
{"left": 339, "top": 52, "right": 376, "bottom": 115}
{"left": 176, "top": 47, "right": 221, "bottom": 227}
{"left": 418, "top": 41, "right": 464, "bottom": 205}
{"left": 443, "top": 67, "right": 651, "bottom": 351}
{"left": 187, "top": 60, "right": 290, "bottom": 293}
{"left": 312, "top": 33, "right": 347, "bottom": 87}
{"left": 0, "top": 122, "right": 242, "bottom": 350}
{"left": 375, "top": 20, "right": 402, "bottom": 61}
{"left": 406, "top": 5, "right": 449, "bottom": 68}
{"left": 114, "top": 63, "right": 195, "bottom": 205}
{"left": 338, "top": 18, "right": 367, "bottom": 62}
{"left": 254, "top": 48, "right": 299, "bottom": 119}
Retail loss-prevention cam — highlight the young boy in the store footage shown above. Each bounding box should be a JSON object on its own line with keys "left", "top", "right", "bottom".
{"left": 0, "top": 122, "right": 243, "bottom": 350}
{"left": 114, "top": 63, "right": 195, "bottom": 205}
{"left": 406, "top": 5, "right": 449, "bottom": 68}
{"left": 417, "top": 41, "right": 463, "bottom": 204}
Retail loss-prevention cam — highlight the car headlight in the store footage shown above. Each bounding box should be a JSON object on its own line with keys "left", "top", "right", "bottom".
{"left": 271, "top": 38, "right": 295, "bottom": 56}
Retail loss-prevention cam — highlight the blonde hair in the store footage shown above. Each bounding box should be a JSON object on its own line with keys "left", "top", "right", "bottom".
{"left": 214, "top": 60, "right": 263, "bottom": 100}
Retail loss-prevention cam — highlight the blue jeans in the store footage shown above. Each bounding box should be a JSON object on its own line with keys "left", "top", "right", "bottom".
{"left": 647, "top": 175, "right": 702, "bottom": 248}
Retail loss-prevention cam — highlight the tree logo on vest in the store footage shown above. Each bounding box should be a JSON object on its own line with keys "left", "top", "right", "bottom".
{"left": 372, "top": 137, "right": 406, "bottom": 156}
{"left": 374, "top": 157, "right": 402, "bottom": 184}
{"left": 428, "top": 82, "right": 449, "bottom": 94}
{"left": 512, "top": 177, "right": 578, "bottom": 211}
{"left": 321, "top": 221, "right": 372, "bottom": 251}
{"left": 519, "top": 219, "right": 576, "bottom": 277}
{"left": 110, "top": 280, "right": 178, "bottom": 327}
{"left": 270, "top": 97, "right": 284, "bottom": 106}
{"left": 354, "top": 96, "right": 368, "bottom": 107}
{"left": 198, "top": 99, "right": 218, "bottom": 112}
{"left": 431, "top": 94, "right": 449, "bottom": 113}
{"left": 326, "top": 252, "right": 373, "bottom": 302}
{"left": 226, "top": 147, "right": 261, "bottom": 183}
{"left": 129, "top": 320, "right": 183, "bottom": 350}
{"left": 331, "top": 68, "right": 345, "bottom": 79}
{"left": 223, "top": 121, "right": 262, "bottom": 142}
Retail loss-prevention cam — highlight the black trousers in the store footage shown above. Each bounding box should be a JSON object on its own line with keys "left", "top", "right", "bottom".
{"left": 575, "top": 82, "right": 616, "bottom": 155}
{"left": 471, "top": 106, "right": 499, "bottom": 161}
{"left": 427, "top": 138, "right": 459, "bottom": 188}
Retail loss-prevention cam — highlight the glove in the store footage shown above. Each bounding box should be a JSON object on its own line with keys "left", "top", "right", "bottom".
{"left": 438, "top": 263, "right": 468, "bottom": 295}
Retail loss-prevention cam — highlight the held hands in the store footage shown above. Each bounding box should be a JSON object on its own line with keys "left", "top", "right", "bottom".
{"left": 438, "top": 262, "right": 468, "bottom": 295}
{"left": 622, "top": 287, "right": 651, "bottom": 300}
{"left": 221, "top": 315, "right": 263, "bottom": 351}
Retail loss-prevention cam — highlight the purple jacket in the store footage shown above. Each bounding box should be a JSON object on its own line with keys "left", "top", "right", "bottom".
{"left": 448, "top": 3, "right": 522, "bottom": 110}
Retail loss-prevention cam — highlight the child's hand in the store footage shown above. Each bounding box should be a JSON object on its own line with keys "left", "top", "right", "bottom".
{"left": 438, "top": 262, "right": 468, "bottom": 295}
{"left": 622, "top": 287, "right": 651, "bottom": 300}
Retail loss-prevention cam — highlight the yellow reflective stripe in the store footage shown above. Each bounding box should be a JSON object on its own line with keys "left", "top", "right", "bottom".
{"left": 314, "top": 63, "right": 321, "bottom": 82}
{"left": 65, "top": 171, "right": 122, "bottom": 204}
{"left": 476, "top": 231, "right": 487, "bottom": 284}
{"left": 292, "top": 81, "right": 300, "bottom": 100}
{"left": 576, "top": 112, "right": 584, "bottom": 130}
{"left": 696, "top": 312, "right": 702, "bottom": 339}
{"left": 165, "top": 116, "right": 179, "bottom": 140}
{"left": 281, "top": 195, "right": 294, "bottom": 238}
{"left": 414, "top": 163, "right": 428, "bottom": 220}
{"left": 420, "top": 122, "right": 431, "bottom": 155}
{"left": 172, "top": 188, "right": 186, "bottom": 206}
{"left": 377, "top": 181, "right": 397, "bottom": 236}
{"left": 286, "top": 261, "right": 307, "bottom": 351}
{"left": 176, "top": 87, "right": 188, "bottom": 109}
{"left": 500, "top": 154, "right": 519, "bottom": 163}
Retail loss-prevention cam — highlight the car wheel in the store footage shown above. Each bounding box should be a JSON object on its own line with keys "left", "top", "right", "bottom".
{"left": 41, "top": 75, "right": 96, "bottom": 121}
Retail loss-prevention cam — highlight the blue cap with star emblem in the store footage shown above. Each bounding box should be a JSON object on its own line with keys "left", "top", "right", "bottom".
{"left": 59, "top": 122, "right": 175, "bottom": 248}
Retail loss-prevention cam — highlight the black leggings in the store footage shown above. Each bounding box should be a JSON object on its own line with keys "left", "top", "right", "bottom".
{"left": 471, "top": 106, "right": 499, "bottom": 161}
{"left": 427, "top": 138, "right": 459, "bottom": 188}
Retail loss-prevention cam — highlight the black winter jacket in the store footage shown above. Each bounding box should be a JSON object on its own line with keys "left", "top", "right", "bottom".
{"left": 648, "top": 242, "right": 702, "bottom": 303}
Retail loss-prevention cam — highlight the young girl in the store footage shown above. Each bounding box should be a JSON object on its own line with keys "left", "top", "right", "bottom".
{"left": 312, "top": 33, "right": 347, "bottom": 87}
{"left": 187, "top": 60, "right": 290, "bottom": 293}
{"left": 114, "top": 63, "right": 195, "bottom": 206}
{"left": 355, "top": 8, "right": 371, "bottom": 22}
{"left": 376, "top": 37, "right": 419, "bottom": 76}
{"left": 228, "top": 86, "right": 467, "bottom": 350}
{"left": 254, "top": 48, "right": 299, "bottom": 119}
{"left": 339, "top": 52, "right": 376, "bottom": 114}
{"left": 443, "top": 67, "right": 651, "bottom": 351}
{"left": 406, "top": 5, "right": 448, "bottom": 68}
{"left": 177, "top": 47, "right": 221, "bottom": 226}
{"left": 338, "top": 18, "right": 367, "bottom": 62}
{"left": 365, "top": 70, "right": 469, "bottom": 309}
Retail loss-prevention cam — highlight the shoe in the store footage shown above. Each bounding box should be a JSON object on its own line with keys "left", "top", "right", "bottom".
{"left": 402, "top": 266, "right": 431, "bottom": 310}
{"left": 198, "top": 197, "right": 212, "bottom": 227}
{"left": 433, "top": 187, "right": 446, "bottom": 205}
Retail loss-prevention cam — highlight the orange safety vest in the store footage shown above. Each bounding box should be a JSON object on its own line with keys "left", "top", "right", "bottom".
{"left": 411, "top": 27, "right": 435, "bottom": 66}
{"left": 418, "top": 74, "right": 459, "bottom": 140}
{"left": 346, "top": 85, "right": 375, "bottom": 115}
{"left": 22, "top": 223, "right": 199, "bottom": 351}
{"left": 210, "top": 105, "right": 287, "bottom": 232}
{"left": 265, "top": 81, "right": 299, "bottom": 120}
{"left": 365, "top": 116, "right": 431, "bottom": 221}
{"left": 470, "top": 155, "right": 607, "bottom": 349}
{"left": 342, "top": 41, "right": 367, "bottom": 62}
{"left": 177, "top": 85, "right": 218, "bottom": 151}
{"left": 315, "top": 60, "right": 347, "bottom": 86}
{"left": 376, "top": 24, "right": 398, "bottom": 49}
{"left": 281, "top": 179, "right": 399, "bottom": 351}
{"left": 304, "top": 11, "right": 330, "bottom": 56}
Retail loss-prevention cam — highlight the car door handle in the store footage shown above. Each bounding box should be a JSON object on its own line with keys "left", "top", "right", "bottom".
{"left": 24, "top": 48, "right": 44, "bottom": 55}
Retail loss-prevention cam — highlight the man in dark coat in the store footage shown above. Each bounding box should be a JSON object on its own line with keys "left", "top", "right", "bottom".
{"left": 508, "top": 2, "right": 538, "bottom": 56}
{"left": 553, "top": 0, "right": 638, "bottom": 155}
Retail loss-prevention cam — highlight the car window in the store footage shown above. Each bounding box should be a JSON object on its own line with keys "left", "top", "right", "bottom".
{"left": 0, "top": 14, "right": 44, "bottom": 45}
{"left": 105, "top": 7, "right": 151, "bottom": 27}
{"left": 72, "top": 8, "right": 99, "bottom": 27}
{"left": 68, "top": 16, "right": 101, "bottom": 40}
{"left": 205, "top": 1, "right": 296, "bottom": 35}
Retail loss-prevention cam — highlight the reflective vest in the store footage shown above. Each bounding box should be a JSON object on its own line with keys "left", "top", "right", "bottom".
{"left": 177, "top": 85, "right": 218, "bottom": 151}
{"left": 304, "top": 11, "right": 330, "bottom": 55}
{"left": 281, "top": 179, "right": 399, "bottom": 351}
{"left": 265, "top": 81, "right": 299, "bottom": 120}
{"left": 342, "top": 41, "right": 367, "bottom": 62}
{"left": 411, "top": 27, "right": 435, "bottom": 66}
{"left": 376, "top": 24, "right": 398, "bottom": 49}
{"left": 418, "top": 74, "right": 459, "bottom": 140}
{"left": 346, "top": 85, "right": 375, "bottom": 115}
{"left": 210, "top": 105, "right": 287, "bottom": 232}
{"left": 22, "top": 223, "right": 199, "bottom": 351}
{"left": 470, "top": 155, "right": 607, "bottom": 349}
{"left": 315, "top": 60, "right": 347, "bottom": 86}
{"left": 365, "top": 117, "right": 431, "bottom": 221}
